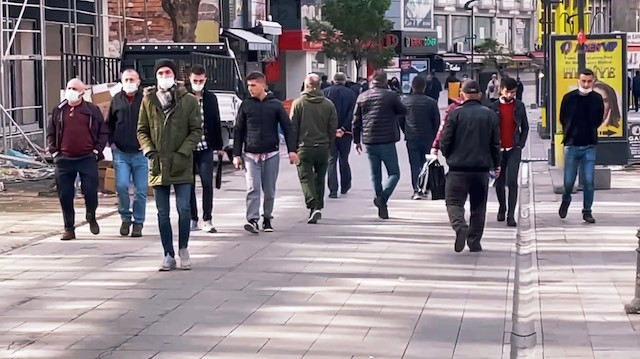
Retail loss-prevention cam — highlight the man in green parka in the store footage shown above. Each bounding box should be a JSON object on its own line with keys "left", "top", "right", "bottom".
{"left": 137, "top": 59, "right": 202, "bottom": 271}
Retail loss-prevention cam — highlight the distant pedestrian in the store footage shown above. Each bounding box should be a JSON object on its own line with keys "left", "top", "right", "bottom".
{"left": 324, "top": 72, "right": 357, "bottom": 198}
{"left": 353, "top": 70, "right": 407, "bottom": 219}
{"left": 490, "top": 77, "right": 529, "bottom": 227}
{"left": 389, "top": 77, "right": 402, "bottom": 94}
{"left": 462, "top": 74, "right": 469, "bottom": 83}
{"left": 321, "top": 75, "right": 331, "bottom": 89}
{"left": 187, "top": 65, "right": 224, "bottom": 233}
{"left": 516, "top": 77, "right": 524, "bottom": 101}
{"left": 440, "top": 80, "right": 501, "bottom": 253}
{"left": 400, "top": 75, "right": 441, "bottom": 199}
{"left": 107, "top": 69, "right": 147, "bottom": 238}
{"left": 233, "top": 72, "right": 298, "bottom": 234}
{"left": 558, "top": 68, "right": 604, "bottom": 224}
{"left": 425, "top": 73, "right": 442, "bottom": 101}
{"left": 48, "top": 78, "right": 108, "bottom": 241}
{"left": 633, "top": 71, "right": 640, "bottom": 112}
{"left": 486, "top": 73, "right": 500, "bottom": 102}
{"left": 137, "top": 59, "right": 202, "bottom": 271}
{"left": 291, "top": 73, "right": 338, "bottom": 223}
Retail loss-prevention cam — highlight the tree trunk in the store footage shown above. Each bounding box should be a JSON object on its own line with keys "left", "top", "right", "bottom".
{"left": 162, "top": 0, "right": 202, "bottom": 42}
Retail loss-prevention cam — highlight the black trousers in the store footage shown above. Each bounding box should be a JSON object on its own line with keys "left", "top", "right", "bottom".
{"left": 327, "top": 135, "right": 352, "bottom": 194}
{"left": 495, "top": 148, "right": 522, "bottom": 218}
{"left": 190, "top": 149, "right": 215, "bottom": 221}
{"left": 55, "top": 155, "right": 99, "bottom": 231}
{"left": 445, "top": 171, "right": 489, "bottom": 246}
{"left": 634, "top": 94, "right": 640, "bottom": 112}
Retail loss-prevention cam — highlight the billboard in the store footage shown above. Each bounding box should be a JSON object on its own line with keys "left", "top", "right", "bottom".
{"left": 402, "top": 0, "right": 434, "bottom": 30}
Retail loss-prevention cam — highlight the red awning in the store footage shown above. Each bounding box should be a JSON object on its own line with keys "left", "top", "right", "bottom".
{"left": 512, "top": 55, "right": 532, "bottom": 63}
{"left": 531, "top": 51, "right": 544, "bottom": 59}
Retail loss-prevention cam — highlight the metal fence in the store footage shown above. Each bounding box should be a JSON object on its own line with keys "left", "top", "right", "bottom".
{"left": 61, "top": 54, "right": 121, "bottom": 87}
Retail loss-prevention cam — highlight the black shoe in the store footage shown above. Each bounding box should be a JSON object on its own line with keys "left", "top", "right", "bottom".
{"left": 507, "top": 217, "right": 517, "bottom": 227}
{"left": 341, "top": 187, "right": 350, "bottom": 195}
{"left": 583, "top": 212, "right": 596, "bottom": 224}
{"left": 497, "top": 212, "right": 506, "bottom": 222}
{"left": 61, "top": 230, "right": 76, "bottom": 241}
{"left": 308, "top": 209, "right": 321, "bottom": 224}
{"left": 328, "top": 192, "right": 338, "bottom": 199}
{"left": 86, "top": 213, "right": 100, "bottom": 235}
{"left": 131, "top": 223, "right": 143, "bottom": 237}
{"left": 559, "top": 201, "right": 570, "bottom": 219}
{"left": 455, "top": 227, "right": 469, "bottom": 253}
{"left": 378, "top": 205, "right": 389, "bottom": 219}
{"left": 244, "top": 220, "right": 259, "bottom": 234}
{"left": 263, "top": 219, "right": 274, "bottom": 232}
{"left": 470, "top": 243, "right": 483, "bottom": 252}
{"left": 120, "top": 221, "right": 132, "bottom": 236}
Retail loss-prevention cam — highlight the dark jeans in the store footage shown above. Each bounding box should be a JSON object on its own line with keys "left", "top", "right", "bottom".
{"left": 406, "top": 140, "right": 430, "bottom": 192}
{"left": 55, "top": 155, "right": 99, "bottom": 231}
{"left": 563, "top": 145, "right": 596, "bottom": 213}
{"left": 365, "top": 143, "right": 400, "bottom": 203}
{"left": 634, "top": 94, "right": 640, "bottom": 111}
{"left": 297, "top": 147, "right": 330, "bottom": 210}
{"left": 328, "top": 136, "right": 352, "bottom": 194}
{"left": 446, "top": 171, "right": 489, "bottom": 246}
{"left": 190, "top": 149, "right": 215, "bottom": 221}
{"left": 154, "top": 183, "right": 192, "bottom": 257}
{"left": 495, "top": 148, "right": 522, "bottom": 218}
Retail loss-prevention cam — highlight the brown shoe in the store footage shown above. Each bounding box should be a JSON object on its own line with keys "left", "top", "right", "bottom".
{"left": 61, "top": 230, "right": 76, "bottom": 241}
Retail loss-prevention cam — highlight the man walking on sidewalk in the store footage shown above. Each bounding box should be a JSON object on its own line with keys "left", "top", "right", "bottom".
{"left": 107, "top": 69, "right": 147, "bottom": 238}
{"left": 323, "top": 72, "right": 356, "bottom": 198}
{"left": 558, "top": 68, "right": 604, "bottom": 224}
{"left": 187, "top": 65, "right": 223, "bottom": 233}
{"left": 233, "top": 72, "right": 298, "bottom": 234}
{"left": 137, "top": 59, "right": 202, "bottom": 271}
{"left": 353, "top": 70, "right": 407, "bottom": 219}
{"left": 490, "top": 77, "right": 529, "bottom": 227}
{"left": 440, "top": 80, "right": 501, "bottom": 253}
{"left": 400, "top": 75, "right": 440, "bottom": 199}
{"left": 291, "top": 73, "right": 338, "bottom": 223}
{"left": 48, "top": 78, "right": 108, "bottom": 241}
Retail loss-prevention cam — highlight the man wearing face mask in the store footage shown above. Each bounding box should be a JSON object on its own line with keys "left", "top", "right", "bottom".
{"left": 47, "top": 78, "right": 108, "bottom": 240}
{"left": 137, "top": 59, "right": 202, "bottom": 271}
{"left": 107, "top": 69, "right": 147, "bottom": 237}
{"left": 558, "top": 68, "right": 604, "bottom": 224}
{"left": 187, "top": 64, "right": 223, "bottom": 233}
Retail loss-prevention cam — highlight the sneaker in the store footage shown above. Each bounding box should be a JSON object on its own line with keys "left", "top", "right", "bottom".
{"left": 131, "top": 223, "right": 143, "bottom": 237}
{"left": 455, "top": 227, "right": 469, "bottom": 253}
{"left": 507, "top": 217, "right": 517, "bottom": 227}
{"left": 190, "top": 220, "right": 199, "bottom": 231}
{"left": 497, "top": 212, "right": 506, "bottom": 222}
{"left": 583, "top": 212, "right": 596, "bottom": 224}
{"left": 411, "top": 191, "right": 423, "bottom": 200}
{"left": 178, "top": 248, "right": 192, "bottom": 270}
{"left": 559, "top": 201, "right": 570, "bottom": 219}
{"left": 308, "top": 209, "right": 321, "bottom": 224}
{"left": 60, "top": 230, "right": 76, "bottom": 241}
{"left": 328, "top": 192, "right": 338, "bottom": 199}
{"left": 159, "top": 255, "right": 177, "bottom": 271}
{"left": 86, "top": 213, "right": 100, "bottom": 235}
{"left": 244, "top": 220, "right": 260, "bottom": 234}
{"left": 120, "top": 221, "right": 132, "bottom": 236}
{"left": 263, "top": 219, "right": 274, "bottom": 232}
{"left": 202, "top": 220, "right": 217, "bottom": 233}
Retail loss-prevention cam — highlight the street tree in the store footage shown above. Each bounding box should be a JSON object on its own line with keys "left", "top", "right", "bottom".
{"left": 305, "top": 0, "right": 395, "bottom": 76}
{"left": 474, "top": 38, "right": 512, "bottom": 77}
{"left": 162, "top": 0, "right": 201, "bottom": 42}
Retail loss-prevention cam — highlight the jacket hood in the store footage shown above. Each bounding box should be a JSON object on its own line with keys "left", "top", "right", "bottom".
{"left": 248, "top": 91, "right": 277, "bottom": 102}
{"left": 302, "top": 89, "right": 326, "bottom": 103}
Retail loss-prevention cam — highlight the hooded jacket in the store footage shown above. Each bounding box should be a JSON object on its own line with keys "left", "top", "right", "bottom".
{"left": 352, "top": 80, "right": 407, "bottom": 145}
{"left": 290, "top": 89, "right": 338, "bottom": 149}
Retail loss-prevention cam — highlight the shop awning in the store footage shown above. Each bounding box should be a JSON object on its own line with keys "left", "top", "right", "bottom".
{"left": 257, "top": 21, "right": 283, "bottom": 36}
{"left": 439, "top": 54, "right": 468, "bottom": 63}
{"left": 223, "top": 29, "right": 272, "bottom": 51}
{"left": 512, "top": 55, "right": 533, "bottom": 63}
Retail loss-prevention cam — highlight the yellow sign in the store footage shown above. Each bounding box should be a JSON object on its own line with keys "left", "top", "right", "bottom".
{"left": 553, "top": 38, "right": 625, "bottom": 139}
{"left": 448, "top": 81, "right": 460, "bottom": 101}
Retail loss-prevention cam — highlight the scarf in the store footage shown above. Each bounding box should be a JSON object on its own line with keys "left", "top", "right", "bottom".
{"left": 157, "top": 86, "right": 176, "bottom": 114}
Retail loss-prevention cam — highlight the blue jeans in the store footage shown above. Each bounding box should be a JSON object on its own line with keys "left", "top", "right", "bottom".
{"left": 563, "top": 145, "right": 596, "bottom": 213}
{"left": 365, "top": 143, "right": 400, "bottom": 203}
{"left": 113, "top": 149, "right": 148, "bottom": 224}
{"left": 406, "top": 140, "right": 430, "bottom": 192}
{"left": 154, "top": 184, "right": 192, "bottom": 257}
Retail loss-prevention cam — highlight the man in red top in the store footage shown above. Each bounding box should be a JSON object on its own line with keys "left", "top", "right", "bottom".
{"left": 47, "top": 78, "right": 108, "bottom": 240}
{"left": 490, "top": 77, "right": 529, "bottom": 226}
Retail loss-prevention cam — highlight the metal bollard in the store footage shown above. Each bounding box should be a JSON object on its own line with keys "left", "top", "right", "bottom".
{"left": 510, "top": 161, "right": 538, "bottom": 358}
{"left": 624, "top": 230, "right": 640, "bottom": 314}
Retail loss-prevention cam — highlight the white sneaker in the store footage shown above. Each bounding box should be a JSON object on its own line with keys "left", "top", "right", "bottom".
{"left": 190, "top": 220, "right": 199, "bottom": 231}
{"left": 159, "top": 255, "right": 176, "bottom": 271}
{"left": 179, "top": 248, "right": 192, "bottom": 270}
{"left": 202, "top": 220, "right": 217, "bottom": 233}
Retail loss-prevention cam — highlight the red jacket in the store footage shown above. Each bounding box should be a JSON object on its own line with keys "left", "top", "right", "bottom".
{"left": 432, "top": 98, "right": 464, "bottom": 150}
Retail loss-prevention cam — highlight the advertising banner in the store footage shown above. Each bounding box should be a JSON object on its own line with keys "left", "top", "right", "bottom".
{"left": 400, "top": 59, "right": 429, "bottom": 95}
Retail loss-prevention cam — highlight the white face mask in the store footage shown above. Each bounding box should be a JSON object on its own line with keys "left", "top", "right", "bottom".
{"left": 157, "top": 77, "right": 175, "bottom": 90}
{"left": 578, "top": 85, "right": 593, "bottom": 94}
{"left": 122, "top": 82, "right": 139, "bottom": 94}
{"left": 65, "top": 90, "right": 82, "bottom": 103}
{"left": 191, "top": 83, "right": 205, "bottom": 92}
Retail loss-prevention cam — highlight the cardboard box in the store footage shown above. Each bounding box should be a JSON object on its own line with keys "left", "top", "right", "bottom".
{"left": 91, "top": 83, "right": 120, "bottom": 119}
{"left": 103, "top": 167, "right": 116, "bottom": 193}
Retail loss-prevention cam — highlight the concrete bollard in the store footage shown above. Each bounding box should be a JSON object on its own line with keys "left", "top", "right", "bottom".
{"left": 624, "top": 230, "right": 640, "bottom": 314}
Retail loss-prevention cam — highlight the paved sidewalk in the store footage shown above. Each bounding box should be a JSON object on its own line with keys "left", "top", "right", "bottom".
{"left": 0, "top": 143, "right": 519, "bottom": 359}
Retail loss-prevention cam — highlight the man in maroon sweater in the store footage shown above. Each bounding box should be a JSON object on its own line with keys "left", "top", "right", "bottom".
{"left": 47, "top": 78, "right": 108, "bottom": 240}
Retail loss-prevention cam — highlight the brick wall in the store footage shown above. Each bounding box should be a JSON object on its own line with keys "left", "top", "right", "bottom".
{"left": 107, "top": 0, "right": 174, "bottom": 56}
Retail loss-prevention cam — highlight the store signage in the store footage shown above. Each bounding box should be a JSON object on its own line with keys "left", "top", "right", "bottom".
{"left": 399, "top": 30, "right": 438, "bottom": 56}
{"left": 628, "top": 32, "right": 640, "bottom": 46}
{"left": 404, "top": 36, "right": 437, "bottom": 48}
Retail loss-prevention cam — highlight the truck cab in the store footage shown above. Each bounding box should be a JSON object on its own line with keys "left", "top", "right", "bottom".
{"left": 120, "top": 42, "right": 244, "bottom": 156}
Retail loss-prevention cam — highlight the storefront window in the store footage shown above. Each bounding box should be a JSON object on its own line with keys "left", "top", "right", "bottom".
{"left": 311, "top": 52, "right": 327, "bottom": 76}
{"left": 515, "top": 18, "right": 531, "bottom": 52}
{"left": 475, "top": 17, "right": 493, "bottom": 43}
{"left": 336, "top": 58, "right": 352, "bottom": 79}
{"left": 452, "top": 15, "right": 471, "bottom": 52}
{"left": 434, "top": 15, "right": 447, "bottom": 52}
{"left": 495, "top": 18, "right": 512, "bottom": 50}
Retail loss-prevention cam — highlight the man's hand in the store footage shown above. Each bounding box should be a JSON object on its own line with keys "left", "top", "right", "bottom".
{"left": 430, "top": 148, "right": 438, "bottom": 156}
{"left": 495, "top": 166, "right": 502, "bottom": 179}
{"left": 355, "top": 143, "right": 363, "bottom": 155}
{"left": 233, "top": 156, "right": 243, "bottom": 169}
{"left": 289, "top": 152, "right": 299, "bottom": 165}
{"left": 336, "top": 129, "right": 344, "bottom": 138}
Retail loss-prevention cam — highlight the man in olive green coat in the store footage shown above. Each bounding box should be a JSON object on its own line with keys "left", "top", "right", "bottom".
{"left": 137, "top": 59, "right": 202, "bottom": 271}
{"left": 290, "top": 73, "right": 338, "bottom": 224}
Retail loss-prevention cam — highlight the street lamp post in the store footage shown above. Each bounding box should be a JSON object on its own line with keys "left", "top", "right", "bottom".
{"left": 464, "top": 0, "right": 478, "bottom": 80}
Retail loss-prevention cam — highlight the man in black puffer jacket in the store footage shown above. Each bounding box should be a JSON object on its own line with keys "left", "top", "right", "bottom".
{"left": 353, "top": 70, "right": 407, "bottom": 219}
{"left": 400, "top": 75, "right": 440, "bottom": 199}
